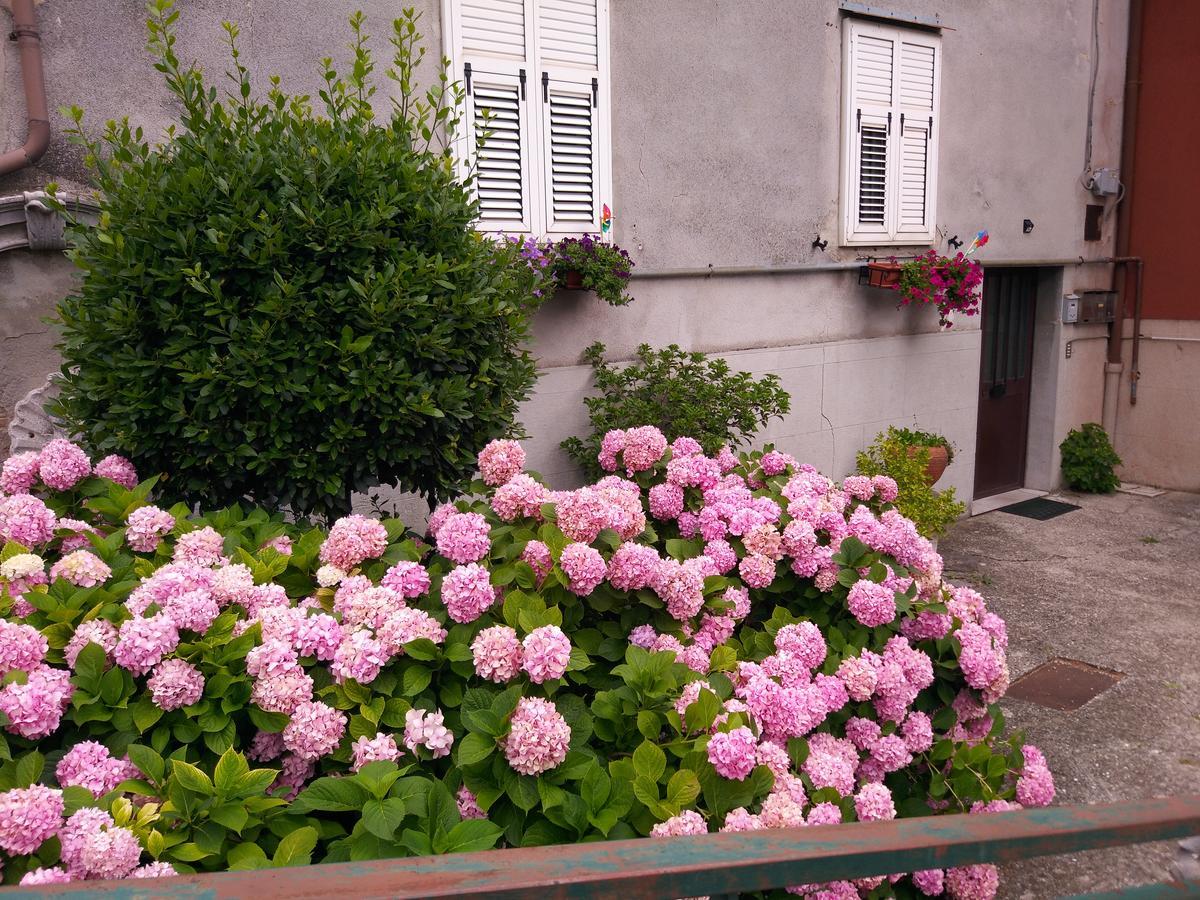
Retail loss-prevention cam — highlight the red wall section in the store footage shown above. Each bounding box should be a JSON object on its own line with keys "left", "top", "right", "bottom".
{"left": 1126, "top": 1, "right": 1200, "bottom": 320}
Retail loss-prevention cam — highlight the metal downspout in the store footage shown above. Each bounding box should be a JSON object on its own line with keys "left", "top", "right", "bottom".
{"left": 1103, "top": 0, "right": 1144, "bottom": 432}
{"left": 0, "top": 0, "right": 50, "bottom": 177}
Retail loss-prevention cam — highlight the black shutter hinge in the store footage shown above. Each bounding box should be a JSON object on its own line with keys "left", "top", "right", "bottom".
{"left": 900, "top": 112, "right": 905, "bottom": 132}
{"left": 856, "top": 108, "right": 861, "bottom": 133}
{"left": 591, "top": 77, "right": 598, "bottom": 108}
{"left": 464, "top": 62, "right": 472, "bottom": 96}
{"left": 887, "top": 111, "right": 892, "bottom": 135}
{"left": 542, "top": 71, "right": 549, "bottom": 102}
{"left": 519, "top": 68, "right": 526, "bottom": 100}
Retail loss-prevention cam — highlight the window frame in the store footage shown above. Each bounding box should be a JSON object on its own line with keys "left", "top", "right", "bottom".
{"left": 443, "top": 0, "right": 613, "bottom": 240}
{"left": 839, "top": 17, "right": 942, "bottom": 247}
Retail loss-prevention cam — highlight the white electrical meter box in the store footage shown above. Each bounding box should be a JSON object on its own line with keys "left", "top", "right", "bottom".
{"left": 1062, "top": 294, "right": 1080, "bottom": 324}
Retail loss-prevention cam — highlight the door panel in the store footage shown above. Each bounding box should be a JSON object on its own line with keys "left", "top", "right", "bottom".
{"left": 974, "top": 268, "right": 1038, "bottom": 498}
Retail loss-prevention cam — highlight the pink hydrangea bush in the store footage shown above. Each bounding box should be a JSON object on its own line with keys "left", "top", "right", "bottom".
{"left": 0, "top": 435, "right": 1051, "bottom": 896}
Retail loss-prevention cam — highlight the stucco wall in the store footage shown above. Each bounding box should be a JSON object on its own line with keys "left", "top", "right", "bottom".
{"left": 0, "top": 0, "right": 1131, "bottom": 504}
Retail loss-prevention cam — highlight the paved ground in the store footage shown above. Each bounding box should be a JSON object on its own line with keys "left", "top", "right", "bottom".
{"left": 939, "top": 489, "right": 1200, "bottom": 898}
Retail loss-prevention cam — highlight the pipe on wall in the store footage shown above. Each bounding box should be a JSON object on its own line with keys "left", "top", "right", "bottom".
{"left": 0, "top": 0, "right": 50, "bottom": 177}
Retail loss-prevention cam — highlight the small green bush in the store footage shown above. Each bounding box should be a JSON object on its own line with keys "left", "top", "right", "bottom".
{"left": 561, "top": 342, "right": 791, "bottom": 478}
{"left": 1060, "top": 422, "right": 1122, "bottom": 492}
{"left": 856, "top": 429, "right": 965, "bottom": 537}
{"left": 50, "top": 3, "right": 548, "bottom": 521}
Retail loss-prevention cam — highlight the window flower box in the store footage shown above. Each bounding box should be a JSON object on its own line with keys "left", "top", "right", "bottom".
{"left": 862, "top": 261, "right": 903, "bottom": 288}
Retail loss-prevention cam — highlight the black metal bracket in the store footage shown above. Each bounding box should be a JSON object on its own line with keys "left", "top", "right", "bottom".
{"left": 900, "top": 112, "right": 905, "bottom": 132}
{"left": 948, "top": 235, "right": 963, "bottom": 249}
{"left": 856, "top": 108, "right": 861, "bottom": 133}
{"left": 518, "top": 69, "right": 526, "bottom": 100}
{"left": 591, "top": 77, "right": 598, "bottom": 108}
{"left": 887, "top": 111, "right": 892, "bottom": 135}
{"left": 542, "top": 71, "right": 549, "bottom": 103}
{"left": 1023, "top": 218, "right": 1035, "bottom": 234}
{"left": 464, "top": 62, "right": 472, "bottom": 96}
{"left": 812, "top": 236, "right": 828, "bottom": 252}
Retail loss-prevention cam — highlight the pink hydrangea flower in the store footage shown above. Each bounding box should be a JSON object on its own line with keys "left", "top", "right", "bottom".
{"left": 806, "top": 801, "right": 843, "bottom": 826}
{"left": 147, "top": 658, "right": 205, "bottom": 710}
{"left": 944, "top": 864, "right": 1000, "bottom": 900}
{"left": 653, "top": 558, "right": 705, "bottom": 621}
{"left": 0, "top": 493, "right": 57, "bottom": 546}
{"left": 129, "top": 862, "right": 179, "bottom": 879}
{"left": 441, "top": 563, "right": 495, "bottom": 623}
{"left": 331, "top": 628, "right": 388, "bottom": 685}
{"left": 650, "top": 809, "right": 707, "bottom": 837}
{"left": 37, "top": 439, "right": 91, "bottom": 491}
{"left": 351, "top": 732, "right": 401, "bottom": 772}
{"left": 0, "top": 451, "right": 41, "bottom": 494}
{"left": 124, "top": 508, "right": 175, "bottom": 556}
{"left": 283, "top": 700, "right": 347, "bottom": 760}
{"left": 707, "top": 726, "right": 758, "bottom": 780}
{"left": 774, "top": 622, "right": 827, "bottom": 670}
{"left": 457, "top": 785, "right": 486, "bottom": 820}
{"left": 21, "top": 867, "right": 72, "bottom": 885}
{"left": 319, "top": 515, "right": 389, "bottom": 570}
{"left": 403, "top": 708, "right": 454, "bottom": 758}
{"left": 76, "top": 824, "right": 143, "bottom": 880}
{"left": 478, "top": 439, "right": 526, "bottom": 486}
{"left": 294, "top": 613, "right": 344, "bottom": 661}
{"left": 0, "top": 620, "right": 48, "bottom": 674}
{"left": 262, "top": 535, "right": 293, "bottom": 556}
{"left": 381, "top": 561, "right": 432, "bottom": 598}
{"left": 502, "top": 696, "right": 571, "bottom": 776}
{"left": 490, "top": 473, "right": 549, "bottom": 522}
{"left": 93, "top": 454, "right": 138, "bottom": 489}
{"left": 648, "top": 482, "right": 685, "bottom": 521}
{"left": 55, "top": 741, "right": 137, "bottom": 797}
{"left": 760, "top": 791, "right": 806, "bottom": 829}
{"left": 251, "top": 666, "right": 314, "bottom": 714}
{"left": 436, "top": 512, "right": 492, "bottom": 564}
{"left": 621, "top": 426, "right": 668, "bottom": 473}
{"left": 471, "top": 625, "right": 522, "bottom": 682}
{"left": 607, "top": 542, "right": 661, "bottom": 591}
{"left": 521, "top": 625, "right": 571, "bottom": 684}
{"left": 0, "top": 784, "right": 64, "bottom": 854}
{"left": 1016, "top": 745, "right": 1056, "bottom": 807}
{"left": 64, "top": 619, "right": 118, "bottom": 669}
{"left": 377, "top": 607, "right": 447, "bottom": 656}
{"left": 739, "top": 552, "right": 776, "bottom": 589}
{"left": 520, "top": 540, "right": 553, "bottom": 583}
{"left": 49, "top": 549, "right": 113, "bottom": 588}
{"left": 847, "top": 579, "right": 897, "bottom": 627}
{"left": 56, "top": 518, "right": 100, "bottom": 552}
{"left": 113, "top": 613, "right": 179, "bottom": 676}
{"left": 559, "top": 542, "right": 606, "bottom": 596}
{"left": 173, "top": 526, "right": 226, "bottom": 566}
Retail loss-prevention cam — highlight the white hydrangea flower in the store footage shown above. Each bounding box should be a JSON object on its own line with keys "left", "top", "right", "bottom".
{"left": 1, "top": 553, "right": 45, "bottom": 580}
{"left": 316, "top": 565, "right": 346, "bottom": 588}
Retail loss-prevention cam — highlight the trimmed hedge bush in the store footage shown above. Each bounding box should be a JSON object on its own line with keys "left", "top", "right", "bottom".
{"left": 50, "top": 3, "right": 549, "bottom": 520}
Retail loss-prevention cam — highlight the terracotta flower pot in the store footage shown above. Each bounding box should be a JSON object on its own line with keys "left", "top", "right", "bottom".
{"left": 865, "top": 261, "right": 903, "bottom": 288}
{"left": 561, "top": 269, "right": 584, "bottom": 290}
{"left": 908, "top": 444, "right": 949, "bottom": 486}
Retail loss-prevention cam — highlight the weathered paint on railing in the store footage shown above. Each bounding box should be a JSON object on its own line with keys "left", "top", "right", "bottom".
{"left": 9, "top": 795, "right": 1199, "bottom": 899}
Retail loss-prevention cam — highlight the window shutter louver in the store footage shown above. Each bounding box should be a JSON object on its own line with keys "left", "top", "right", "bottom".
{"left": 467, "top": 72, "right": 534, "bottom": 233}
{"left": 448, "top": 0, "right": 609, "bottom": 236}
{"left": 895, "top": 38, "right": 938, "bottom": 239}
{"left": 841, "top": 19, "right": 940, "bottom": 245}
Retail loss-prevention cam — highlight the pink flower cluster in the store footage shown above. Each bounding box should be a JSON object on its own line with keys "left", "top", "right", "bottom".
{"left": 477, "top": 438, "right": 526, "bottom": 486}
{"left": 126, "top": 505, "right": 176, "bottom": 552}
{"left": 502, "top": 696, "right": 571, "bottom": 775}
{"left": 403, "top": 707, "right": 454, "bottom": 758}
{"left": 318, "top": 515, "right": 389, "bottom": 570}
{"left": 55, "top": 741, "right": 138, "bottom": 797}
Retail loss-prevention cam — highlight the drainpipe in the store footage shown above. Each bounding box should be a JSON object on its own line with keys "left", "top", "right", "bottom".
{"left": 0, "top": 0, "right": 50, "bottom": 176}
{"left": 1102, "top": 0, "right": 1144, "bottom": 433}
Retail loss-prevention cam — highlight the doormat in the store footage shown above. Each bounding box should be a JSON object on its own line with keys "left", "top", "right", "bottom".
{"left": 1006, "top": 657, "right": 1124, "bottom": 711}
{"left": 997, "top": 497, "right": 1080, "bottom": 520}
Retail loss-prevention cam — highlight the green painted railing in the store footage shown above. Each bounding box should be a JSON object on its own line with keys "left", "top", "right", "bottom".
{"left": 11, "top": 795, "right": 1200, "bottom": 899}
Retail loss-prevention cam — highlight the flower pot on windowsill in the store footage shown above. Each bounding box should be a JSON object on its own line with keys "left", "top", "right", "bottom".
{"left": 907, "top": 444, "right": 949, "bottom": 486}
{"left": 864, "top": 261, "right": 903, "bottom": 289}
{"left": 560, "top": 269, "right": 584, "bottom": 290}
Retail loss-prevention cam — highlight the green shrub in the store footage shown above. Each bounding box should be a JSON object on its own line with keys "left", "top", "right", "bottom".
{"left": 49, "top": 3, "right": 549, "bottom": 521}
{"left": 856, "top": 429, "right": 965, "bottom": 537}
{"left": 561, "top": 342, "right": 791, "bottom": 478}
{"left": 1059, "top": 422, "right": 1122, "bottom": 492}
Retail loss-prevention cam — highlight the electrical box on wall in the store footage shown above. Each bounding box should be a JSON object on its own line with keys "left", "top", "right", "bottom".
{"left": 1062, "top": 294, "right": 1080, "bottom": 324}
{"left": 1078, "top": 290, "right": 1117, "bottom": 324}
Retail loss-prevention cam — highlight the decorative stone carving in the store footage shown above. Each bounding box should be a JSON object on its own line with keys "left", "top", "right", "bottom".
{"left": 7, "top": 375, "right": 65, "bottom": 455}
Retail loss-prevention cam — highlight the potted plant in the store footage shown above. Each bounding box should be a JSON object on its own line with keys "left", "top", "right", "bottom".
{"left": 864, "top": 259, "right": 904, "bottom": 288}
{"left": 551, "top": 234, "right": 635, "bottom": 305}
{"left": 883, "top": 426, "right": 956, "bottom": 486}
{"left": 893, "top": 250, "right": 983, "bottom": 327}
{"left": 856, "top": 427, "right": 966, "bottom": 537}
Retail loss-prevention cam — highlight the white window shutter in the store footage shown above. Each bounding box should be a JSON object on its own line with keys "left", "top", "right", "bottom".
{"left": 466, "top": 70, "right": 534, "bottom": 233}
{"left": 534, "top": 0, "right": 608, "bottom": 236}
{"left": 540, "top": 76, "right": 600, "bottom": 234}
{"left": 447, "top": 0, "right": 610, "bottom": 237}
{"left": 894, "top": 37, "right": 940, "bottom": 240}
{"left": 841, "top": 19, "right": 941, "bottom": 246}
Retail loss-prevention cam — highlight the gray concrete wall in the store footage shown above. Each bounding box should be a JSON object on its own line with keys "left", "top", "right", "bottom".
{"left": 0, "top": 0, "right": 1133, "bottom": 504}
